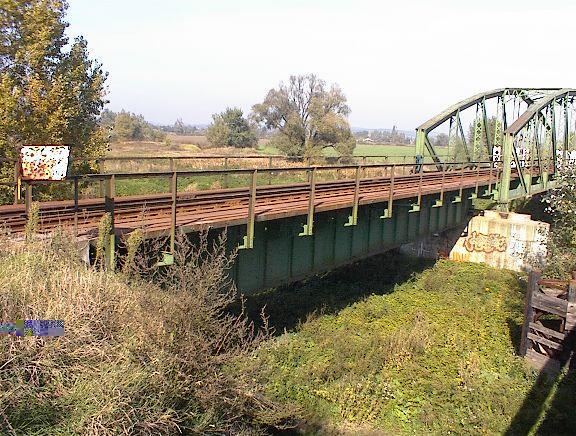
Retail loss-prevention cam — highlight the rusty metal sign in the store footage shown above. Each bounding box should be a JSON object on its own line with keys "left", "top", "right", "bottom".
{"left": 20, "top": 144, "right": 70, "bottom": 181}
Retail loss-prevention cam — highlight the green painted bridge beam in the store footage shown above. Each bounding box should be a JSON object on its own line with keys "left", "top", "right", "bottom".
{"left": 229, "top": 186, "right": 475, "bottom": 293}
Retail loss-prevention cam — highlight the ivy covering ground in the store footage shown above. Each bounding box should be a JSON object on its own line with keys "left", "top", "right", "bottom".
{"left": 241, "top": 260, "right": 576, "bottom": 434}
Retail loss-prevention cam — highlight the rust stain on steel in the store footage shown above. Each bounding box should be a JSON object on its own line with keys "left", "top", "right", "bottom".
{"left": 463, "top": 231, "right": 507, "bottom": 253}
{"left": 20, "top": 144, "right": 70, "bottom": 181}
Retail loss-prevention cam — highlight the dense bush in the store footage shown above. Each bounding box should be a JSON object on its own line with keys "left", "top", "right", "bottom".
{"left": 206, "top": 108, "right": 257, "bottom": 149}
{"left": 0, "top": 230, "right": 297, "bottom": 434}
{"left": 542, "top": 165, "right": 576, "bottom": 278}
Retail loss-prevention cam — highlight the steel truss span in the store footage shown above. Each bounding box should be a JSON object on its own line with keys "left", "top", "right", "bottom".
{"left": 415, "top": 87, "right": 575, "bottom": 207}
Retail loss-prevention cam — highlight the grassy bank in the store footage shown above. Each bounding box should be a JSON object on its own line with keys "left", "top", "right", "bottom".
{"left": 4, "top": 230, "right": 573, "bottom": 434}
{"left": 241, "top": 259, "right": 576, "bottom": 435}
{"left": 0, "top": 233, "right": 294, "bottom": 435}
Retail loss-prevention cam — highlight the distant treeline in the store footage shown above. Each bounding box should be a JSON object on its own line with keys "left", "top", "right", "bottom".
{"left": 354, "top": 126, "right": 412, "bottom": 144}
{"left": 100, "top": 110, "right": 207, "bottom": 142}
{"left": 100, "top": 110, "right": 166, "bottom": 142}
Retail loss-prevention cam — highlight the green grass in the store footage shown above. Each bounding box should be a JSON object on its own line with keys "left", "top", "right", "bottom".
{"left": 347, "top": 143, "right": 415, "bottom": 157}
{"left": 258, "top": 143, "right": 420, "bottom": 158}
{"left": 239, "top": 259, "right": 576, "bottom": 434}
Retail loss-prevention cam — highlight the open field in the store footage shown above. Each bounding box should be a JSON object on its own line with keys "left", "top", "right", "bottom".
{"left": 108, "top": 138, "right": 424, "bottom": 159}
{"left": 97, "top": 139, "right": 448, "bottom": 199}
{"left": 257, "top": 142, "right": 426, "bottom": 158}
{"left": 107, "top": 141, "right": 201, "bottom": 157}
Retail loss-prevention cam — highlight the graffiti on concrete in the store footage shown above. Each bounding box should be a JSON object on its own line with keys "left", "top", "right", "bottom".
{"left": 463, "top": 231, "right": 507, "bottom": 253}
{"left": 20, "top": 145, "right": 70, "bottom": 181}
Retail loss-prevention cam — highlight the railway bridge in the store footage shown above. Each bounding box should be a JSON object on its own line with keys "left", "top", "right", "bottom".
{"left": 1, "top": 88, "right": 574, "bottom": 292}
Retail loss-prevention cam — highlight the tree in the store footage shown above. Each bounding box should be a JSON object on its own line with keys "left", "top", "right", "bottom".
{"left": 542, "top": 166, "right": 576, "bottom": 278}
{"left": 433, "top": 133, "right": 449, "bottom": 148}
{"left": 0, "top": 0, "right": 108, "bottom": 160}
{"left": 206, "top": 107, "right": 257, "bottom": 148}
{"left": 100, "top": 109, "right": 166, "bottom": 142}
{"left": 252, "top": 74, "right": 355, "bottom": 159}
{"left": 173, "top": 118, "right": 187, "bottom": 135}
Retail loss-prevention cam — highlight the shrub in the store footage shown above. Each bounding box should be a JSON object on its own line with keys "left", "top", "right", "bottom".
{"left": 0, "top": 230, "right": 297, "bottom": 434}
{"left": 542, "top": 165, "right": 576, "bottom": 278}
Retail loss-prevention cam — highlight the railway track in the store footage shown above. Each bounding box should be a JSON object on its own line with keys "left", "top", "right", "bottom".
{"left": 0, "top": 167, "right": 505, "bottom": 238}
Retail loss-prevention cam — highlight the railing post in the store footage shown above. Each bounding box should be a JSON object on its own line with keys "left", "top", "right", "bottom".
{"left": 345, "top": 166, "right": 360, "bottom": 226}
{"left": 520, "top": 270, "right": 540, "bottom": 356}
{"left": 97, "top": 158, "right": 104, "bottom": 197}
{"left": 155, "top": 171, "right": 178, "bottom": 267}
{"left": 25, "top": 183, "right": 32, "bottom": 216}
{"left": 223, "top": 157, "right": 229, "bottom": 188}
{"left": 433, "top": 166, "right": 445, "bottom": 207}
{"left": 104, "top": 175, "right": 116, "bottom": 270}
{"left": 299, "top": 167, "right": 316, "bottom": 236}
{"left": 485, "top": 161, "right": 494, "bottom": 197}
{"left": 453, "top": 164, "right": 464, "bottom": 203}
{"left": 170, "top": 171, "right": 177, "bottom": 254}
{"left": 73, "top": 177, "right": 79, "bottom": 237}
{"left": 380, "top": 166, "right": 394, "bottom": 219}
{"left": 268, "top": 156, "right": 273, "bottom": 185}
{"left": 470, "top": 163, "right": 480, "bottom": 199}
{"left": 13, "top": 160, "right": 19, "bottom": 204}
{"left": 410, "top": 168, "right": 423, "bottom": 212}
{"left": 239, "top": 170, "right": 257, "bottom": 249}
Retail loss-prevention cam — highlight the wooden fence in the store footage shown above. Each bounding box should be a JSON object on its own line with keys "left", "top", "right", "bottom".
{"left": 520, "top": 271, "right": 576, "bottom": 373}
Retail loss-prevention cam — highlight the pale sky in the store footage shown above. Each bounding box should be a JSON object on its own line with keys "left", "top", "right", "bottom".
{"left": 67, "top": 0, "right": 575, "bottom": 130}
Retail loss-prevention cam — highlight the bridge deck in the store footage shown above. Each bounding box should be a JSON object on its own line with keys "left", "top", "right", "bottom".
{"left": 0, "top": 169, "right": 500, "bottom": 238}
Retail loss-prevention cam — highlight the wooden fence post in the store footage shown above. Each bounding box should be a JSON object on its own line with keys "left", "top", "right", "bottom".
{"left": 520, "top": 270, "right": 540, "bottom": 356}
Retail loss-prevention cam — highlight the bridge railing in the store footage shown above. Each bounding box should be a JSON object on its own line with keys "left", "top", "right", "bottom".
{"left": 0, "top": 153, "right": 439, "bottom": 205}
{"left": 4, "top": 157, "right": 555, "bottom": 268}
{"left": 14, "top": 159, "right": 516, "bottom": 242}
{"left": 0, "top": 161, "right": 480, "bottom": 259}
{"left": 11, "top": 157, "right": 554, "bottom": 208}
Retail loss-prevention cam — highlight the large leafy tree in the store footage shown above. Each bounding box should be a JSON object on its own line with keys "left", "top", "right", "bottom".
{"left": 252, "top": 74, "right": 355, "bottom": 159}
{"left": 542, "top": 165, "right": 576, "bottom": 278}
{"left": 0, "top": 0, "right": 108, "bottom": 171}
{"left": 206, "top": 107, "right": 257, "bottom": 148}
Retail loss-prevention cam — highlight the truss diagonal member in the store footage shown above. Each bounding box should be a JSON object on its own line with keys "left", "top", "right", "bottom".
{"left": 415, "top": 88, "right": 561, "bottom": 170}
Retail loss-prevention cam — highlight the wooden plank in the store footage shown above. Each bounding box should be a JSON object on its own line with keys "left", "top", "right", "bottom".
{"left": 532, "top": 292, "right": 569, "bottom": 317}
{"left": 527, "top": 332, "right": 563, "bottom": 351}
{"left": 526, "top": 349, "right": 561, "bottom": 373}
{"left": 541, "top": 287, "right": 567, "bottom": 298}
{"left": 529, "top": 322, "right": 565, "bottom": 340}
{"left": 521, "top": 271, "right": 540, "bottom": 356}
{"left": 569, "top": 279, "right": 576, "bottom": 303}
{"left": 538, "top": 279, "right": 569, "bottom": 291}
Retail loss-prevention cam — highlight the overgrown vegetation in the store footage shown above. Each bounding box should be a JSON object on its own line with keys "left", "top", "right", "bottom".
{"left": 542, "top": 165, "right": 576, "bottom": 278}
{"left": 2, "top": 219, "right": 575, "bottom": 434}
{"left": 239, "top": 259, "right": 576, "bottom": 434}
{"left": 0, "top": 230, "right": 297, "bottom": 434}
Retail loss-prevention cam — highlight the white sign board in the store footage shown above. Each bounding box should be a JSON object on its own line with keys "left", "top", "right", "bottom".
{"left": 20, "top": 145, "right": 70, "bottom": 181}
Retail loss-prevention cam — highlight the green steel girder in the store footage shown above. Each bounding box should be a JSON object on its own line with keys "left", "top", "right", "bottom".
{"left": 497, "top": 88, "right": 576, "bottom": 208}
{"left": 415, "top": 88, "right": 563, "bottom": 170}
{"left": 229, "top": 186, "right": 473, "bottom": 293}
